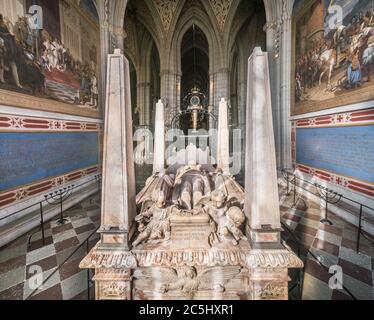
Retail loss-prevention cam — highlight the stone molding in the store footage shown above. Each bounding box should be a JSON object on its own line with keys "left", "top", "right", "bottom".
{"left": 80, "top": 243, "right": 303, "bottom": 270}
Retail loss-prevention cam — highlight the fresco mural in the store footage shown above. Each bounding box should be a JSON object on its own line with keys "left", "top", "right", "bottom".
{"left": 0, "top": 0, "right": 100, "bottom": 111}
{"left": 293, "top": 0, "right": 374, "bottom": 113}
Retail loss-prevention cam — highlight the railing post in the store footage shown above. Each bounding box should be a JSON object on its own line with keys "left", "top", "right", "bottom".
{"left": 86, "top": 238, "right": 90, "bottom": 300}
{"left": 324, "top": 194, "right": 330, "bottom": 224}
{"left": 293, "top": 173, "right": 296, "bottom": 207}
{"left": 39, "top": 202, "right": 45, "bottom": 246}
{"left": 356, "top": 204, "right": 363, "bottom": 253}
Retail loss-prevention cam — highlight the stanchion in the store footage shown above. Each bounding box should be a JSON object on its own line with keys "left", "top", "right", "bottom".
{"left": 281, "top": 169, "right": 297, "bottom": 207}
{"left": 356, "top": 205, "right": 363, "bottom": 253}
{"left": 39, "top": 202, "right": 45, "bottom": 246}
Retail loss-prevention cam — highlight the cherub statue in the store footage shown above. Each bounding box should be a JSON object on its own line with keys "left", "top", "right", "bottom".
{"left": 201, "top": 190, "right": 247, "bottom": 245}
{"left": 132, "top": 192, "right": 172, "bottom": 247}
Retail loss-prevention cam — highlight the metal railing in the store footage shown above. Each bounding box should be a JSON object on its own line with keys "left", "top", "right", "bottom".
{"left": 0, "top": 174, "right": 102, "bottom": 248}
{"left": 281, "top": 220, "right": 357, "bottom": 300}
{"left": 25, "top": 226, "right": 99, "bottom": 300}
{"left": 281, "top": 169, "right": 374, "bottom": 253}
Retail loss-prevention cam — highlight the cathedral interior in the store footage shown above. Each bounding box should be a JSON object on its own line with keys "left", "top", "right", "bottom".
{"left": 0, "top": 0, "right": 373, "bottom": 301}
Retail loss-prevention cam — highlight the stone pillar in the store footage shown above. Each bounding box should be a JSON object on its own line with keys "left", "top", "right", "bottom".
{"left": 137, "top": 82, "right": 151, "bottom": 126}
{"left": 160, "top": 71, "right": 177, "bottom": 127}
{"left": 153, "top": 100, "right": 165, "bottom": 174}
{"left": 263, "top": 19, "right": 282, "bottom": 169}
{"left": 212, "top": 69, "right": 230, "bottom": 114}
{"left": 99, "top": 23, "right": 111, "bottom": 117}
{"left": 245, "top": 47, "right": 281, "bottom": 239}
{"left": 238, "top": 79, "right": 247, "bottom": 131}
{"left": 279, "top": 1, "right": 294, "bottom": 169}
{"left": 263, "top": 0, "right": 295, "bottom": 170}
{"left": 176, "top": 73, "right": 182, "bottom": 112}
{"left": 216, "top": 98, "right": 230, "bottom": 175}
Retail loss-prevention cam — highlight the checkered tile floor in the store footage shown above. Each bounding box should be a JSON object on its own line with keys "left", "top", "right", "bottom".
{"left": 0, "top": 192, "right": 373, "bottom": 300}
{"left": 281, "top": 195, "right": 374, "bottom": 300}
{"left": 0, "top": 194, "right": 100, "bottom": 300}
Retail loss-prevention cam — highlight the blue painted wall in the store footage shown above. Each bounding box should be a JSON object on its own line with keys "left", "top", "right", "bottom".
{"left": 296, "top": 126, "right": 374, "bottom": 183}
{"left": 0, "top": 132, "right": 99, "bottom": 191}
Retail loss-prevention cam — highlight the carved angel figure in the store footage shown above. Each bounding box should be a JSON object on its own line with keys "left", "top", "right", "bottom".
{"left": 133, "top": 192, "right": 172, "bottom": 247}
{"left": 199, "top": 190, "right": 247, "bottom": 245}
{"left": 134, "top": 266, "right": 241, "bottom": 299}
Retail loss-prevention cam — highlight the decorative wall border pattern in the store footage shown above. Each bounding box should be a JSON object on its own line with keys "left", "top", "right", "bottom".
{"left": 0, "top": 166, "right": 99, "bottom": 209}
{"left": 291, "top": 108, "right": 374, "bottom": 198}
{"left": 0, "top": 113, "right": 102, "bottom": 208}
{"left": 295, "top": 164, "right": 373, "bottom": 198}
{"left": 293, "top": 108, "right": 374, "bottom": 128}
{"left": 0, "top": 114, "right": 103, "bottom": 131}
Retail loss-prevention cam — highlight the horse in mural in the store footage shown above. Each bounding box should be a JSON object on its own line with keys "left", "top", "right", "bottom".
{"left": 317, "top": 48, "right": 336, "bottom": 89}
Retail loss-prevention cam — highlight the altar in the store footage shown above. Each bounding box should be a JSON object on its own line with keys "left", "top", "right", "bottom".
{"left": 80, "top": 48, "right": 303, "bottom": 300}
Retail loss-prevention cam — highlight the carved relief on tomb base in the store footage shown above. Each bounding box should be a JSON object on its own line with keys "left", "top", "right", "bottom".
{"left": 132, "top": 265, "right": 247, "bottom": 300}
{"left": 252, "top": 281, "right": 288, "bottom": 300}
{"left": 94, "top": 268, "right": 133, "bottom": 300}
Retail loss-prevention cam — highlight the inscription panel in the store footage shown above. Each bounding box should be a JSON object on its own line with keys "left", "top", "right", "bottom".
{"left": 0, "top": 132, "right": 99, "bottom": 191}
{"left": 171, "top": 221, "right": 211, "bottom": 249}
{"left": 296, "top": 126, "right": 374, "bottom": 183}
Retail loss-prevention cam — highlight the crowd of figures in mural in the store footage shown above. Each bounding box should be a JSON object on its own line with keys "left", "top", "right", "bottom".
{"left": 295, "top": 0, "right": 374, "bottom": 106}
{"left": 0, "top": 8, "right": 99, "bottom": 109}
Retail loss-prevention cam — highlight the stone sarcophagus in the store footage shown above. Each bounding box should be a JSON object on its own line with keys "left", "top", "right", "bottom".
{"left": 80, "top": 48, "right": 303, "bottom": 300}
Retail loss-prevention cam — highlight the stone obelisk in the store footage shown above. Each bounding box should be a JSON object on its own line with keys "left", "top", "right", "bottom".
{"left": 98, "top": 49, "right": 136, "bottom": 249}
{"left": 80, "top": 50, "right": 137, "bottom": 300}
{"left": 245, "top": 47, "right": 281, "bottom": 243}
{"left": 216, "top": 98, "right": 230, "bottom": 175}
{"left": 153, "top": 99, "right": 165, "bottom": 174}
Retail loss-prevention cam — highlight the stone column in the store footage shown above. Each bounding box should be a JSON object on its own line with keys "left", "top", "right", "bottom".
{"left": 216, "top": 98, "right": 230, "bottom": 175}
{"left": 99, "top": 23, "right": 111, "bottom": 117}
{"left": 263, "top": 0, "right": 295, "bottom": 170}
{"left": 153, "top": 100, "right": 165, "bottom": 174}
{"left": 212, "top": 69, "right": 230, "bottom": 114}
{"left": 279, "top": 0, "right": 294, "bottom": 169}
{"left": 137, "top": 82, "right": 151, "bottom": 126}
{"left": 245, "top": 47, "right": 281, "bottom": 238}
{"left": 160, "top": 71, "right": 177, "bottom": 127}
